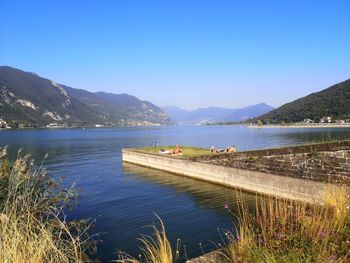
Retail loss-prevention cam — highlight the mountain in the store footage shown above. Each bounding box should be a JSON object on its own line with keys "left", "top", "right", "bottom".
{"left": 256, "top": 79, "right": 350, "bottom": 123}
{"left": 162, "top": 103, "right": 274, "bottom": 125}
{"left": 0, "top": 66, "right": 170, "bottom": 127}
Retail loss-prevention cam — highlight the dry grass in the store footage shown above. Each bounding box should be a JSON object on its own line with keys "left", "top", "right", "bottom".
{"left": 0, "top": 213, "right": 83, "bottom": 263}
{"left": 221, "top": 186, "right": 350, "bottom": 263}
{"left": 0, "top": 146, "right": 95, "bottom": 263}
{"left": 3, "top": 145, "right": 349, "bottom": 263}
{"left": 117, "top": 215, "right": 179, "bottom": 263}
{"left": 116, "top": 180, "right": 350, "bottom": 262}
{"left": 116, "top": 185, "right": 350, "bottom": 262}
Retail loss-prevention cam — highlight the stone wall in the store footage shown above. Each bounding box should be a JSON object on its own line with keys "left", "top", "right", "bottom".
{"left": 122, "top": 149, "right": 329, "bottom": 203}
{"left": 190, "top": 140, "right": 350, "bottom": 161}
{"left": 192, "top": 141, "right": 350, "bottom": 183}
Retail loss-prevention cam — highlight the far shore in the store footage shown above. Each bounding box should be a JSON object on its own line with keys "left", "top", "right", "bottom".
{"left": 248, "top": 123, "right": 350, "bottom": 129}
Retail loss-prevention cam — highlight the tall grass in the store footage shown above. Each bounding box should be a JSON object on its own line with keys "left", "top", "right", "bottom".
{"left": 0, "top": 146, "right": 95, "bottom": 263}
{"left": 118, "top": 215, "right": 179, "bottom": 263}
{"left": 117, "top": 184, "right": 350, "bottom": 262}
{"left": 221, "top": 186, "right": 350, "bottom": 262}
{"left": 3, "top": 146, "right": 347, "bottom": 263}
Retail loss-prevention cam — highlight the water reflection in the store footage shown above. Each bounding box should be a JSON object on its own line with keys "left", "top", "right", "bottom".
{"left": 275, "top": 128, "right": 350, "bottom": 144}
{"left": 1, "top": 126, "right": 350, "bottom": 261}
{"left": 123, "top": 163, "right": 257, "bottom": 215}
{"left": 122, "top": 163, "right": 259, "bottom": 261}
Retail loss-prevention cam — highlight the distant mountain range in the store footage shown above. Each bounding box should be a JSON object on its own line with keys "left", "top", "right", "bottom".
{"left": 10, "top": 65, "right": 345, "bottom": 128}
{"left": 162, "top": 103, "right": 274, "bottom": 125}
{"left": 0, "top": 66, "right": 170, "bottom": 127}
{"left": 256, "top": 78, "right": 350, "bottom": 123}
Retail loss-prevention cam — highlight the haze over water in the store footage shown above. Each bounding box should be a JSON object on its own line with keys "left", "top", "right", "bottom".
{"left": 1, "top": 125, "right": 350, "bottom": 261}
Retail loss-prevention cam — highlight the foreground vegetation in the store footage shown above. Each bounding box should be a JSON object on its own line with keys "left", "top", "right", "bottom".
{"left": 119, "top": 186, "right": 350, "bottom": 263}
{"left": 0, "top": 147, "right": 95, "bottom": 263}
{"left": 220, "top": 187, "right": 350, "bottom": 262}
{"left": 118, "top": 215, "right": 178, "bottom": 263}
{"left": 1, "top": 146, "right": 349, "bottom": 263}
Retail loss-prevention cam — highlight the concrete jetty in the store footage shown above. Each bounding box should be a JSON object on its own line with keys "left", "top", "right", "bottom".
{"left": 122, "top": 141, "right": 350, "bottom": 203}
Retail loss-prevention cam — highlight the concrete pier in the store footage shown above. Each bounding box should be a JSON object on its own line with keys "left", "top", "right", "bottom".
{"left": 122, "top": 148, "right": 330, "bottom": 203}
{"left": 123, "top": 142, "right": 350, "bottom": 263}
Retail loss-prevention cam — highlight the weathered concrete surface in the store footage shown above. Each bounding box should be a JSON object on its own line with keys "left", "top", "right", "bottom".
{"left": 122, "top": 149, "right": 328, "bottom": 203}
{"left": 205, "top": 150, "right": 350, "bottom": 183}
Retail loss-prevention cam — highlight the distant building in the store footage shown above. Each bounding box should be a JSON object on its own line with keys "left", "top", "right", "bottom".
{"left": 0, "top": 118, "right": 9, "bottom": 129}
{"left": 304, "top": 118, "right": 314, "bottom": 124}
{"left": 320, "top": 116, "right": 332, "bottom": 123}
{"left": 46, "top": 122, "right": 58, "bottom": 127}
{"left": 335, "top": 120, "right": 345, "bottom": 124}
{"left": 46, "top": 122, "right": 68, "bottom": 128}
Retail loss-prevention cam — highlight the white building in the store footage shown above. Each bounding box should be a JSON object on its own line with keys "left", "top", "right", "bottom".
{"left": 304, "top": 118, "right": 314, "bottom": 124}
{"left": 0, "top": 118, "right": 9, "bottom": 129}
{"left": 320, "top": 116, "right": 332, "bottom": 123}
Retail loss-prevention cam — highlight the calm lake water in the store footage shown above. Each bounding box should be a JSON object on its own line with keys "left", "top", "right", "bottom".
{"left": 1, "top": 125, "right": 350, "bottom": 262}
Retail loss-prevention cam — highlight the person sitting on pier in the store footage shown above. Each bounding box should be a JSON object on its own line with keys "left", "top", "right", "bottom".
{"left": 159, "top": 148, "right": 171, "bottom": 154}
{"left": 210, "top": 146, "right": 225, "bottom": 153}
{"left": 226, "top": 145, "right": 237, "bottom": 153}
{"left": 172, "top": 144, "right": 182, "bottom": 155}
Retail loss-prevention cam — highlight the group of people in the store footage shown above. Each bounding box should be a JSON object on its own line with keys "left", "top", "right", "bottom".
{"left": 210, "top": 145, "right": 237, "bottom": 153}
{"left": 157, "top": 144, "right": 236, "bottom": 156}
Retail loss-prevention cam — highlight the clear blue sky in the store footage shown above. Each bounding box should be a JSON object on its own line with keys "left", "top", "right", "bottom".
{"left": 1, "top": 0, "right": 349, "bottom": 110}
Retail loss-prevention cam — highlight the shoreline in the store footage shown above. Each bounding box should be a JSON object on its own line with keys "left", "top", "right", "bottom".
{"left": 248, "top": 123, "right": 350, "bottom": 129}
{"left": 0, "top": 124, "right": 172, "bottom": 131}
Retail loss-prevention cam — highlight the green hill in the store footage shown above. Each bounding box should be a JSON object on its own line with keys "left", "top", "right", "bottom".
{"left": 256, "top": 79, "right": 350, "bottom": 123}
{"left": 0, "top": 66, "right": 170, "bottom": 127}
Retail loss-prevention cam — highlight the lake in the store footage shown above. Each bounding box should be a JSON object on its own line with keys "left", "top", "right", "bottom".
{"left": 1, "top": 125, "right": 350, "bottom": 262}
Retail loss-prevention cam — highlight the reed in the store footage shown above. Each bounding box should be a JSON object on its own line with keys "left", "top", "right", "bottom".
{"left": 118, "top": 215, "right": 178, "bottom": 263}
{"left": 221, "top": 186, "right": 350, "bottom": 262}
{"left": 117, "top": 182, "right": 350, "bottom": 262}
{"left": 5, "top": 145, "right": 347, "bottom": 262}
{"left": 0, "top": 146, "right": 95, "bottom": 263}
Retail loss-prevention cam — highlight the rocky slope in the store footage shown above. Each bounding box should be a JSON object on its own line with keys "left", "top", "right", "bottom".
{"left": 0, "top": 66, "right": 170, "bottom": 127}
